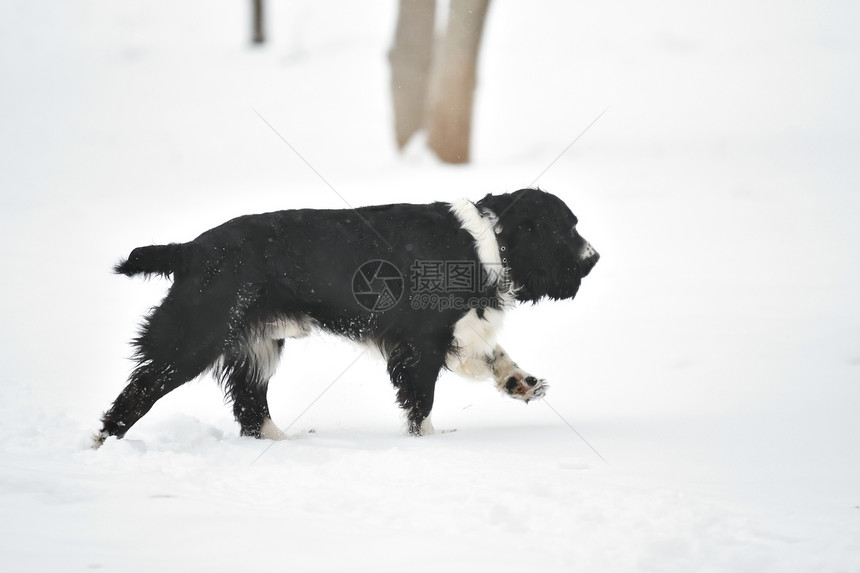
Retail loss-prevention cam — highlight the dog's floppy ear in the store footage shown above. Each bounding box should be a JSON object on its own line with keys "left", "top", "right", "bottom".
{"left": 504, "top": 215, "right": 554, "bottom": 301}
{"left": 479, "top": 190, "right": 555, "bottom": 302}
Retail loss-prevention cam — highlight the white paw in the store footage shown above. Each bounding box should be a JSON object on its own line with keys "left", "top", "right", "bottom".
{"left": 259, "top": 418, "right": 289, "bottom": 440}
{"left": 90, "top": 431, "right": 108, "bottom": 450}
{"left": 500, "top": 372, "right": 548, "bottom": 403}
{"left": 420, "top": 415, "right": 435, "bottom": 435}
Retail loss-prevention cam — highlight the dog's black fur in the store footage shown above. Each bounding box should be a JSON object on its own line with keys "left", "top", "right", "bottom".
{"left": 94, "top": 188, "right": 598, "bottom": 446}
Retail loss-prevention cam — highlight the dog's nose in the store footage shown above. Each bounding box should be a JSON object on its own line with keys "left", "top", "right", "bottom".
{"left": 579, "top": 252, "right": 599, "bottom": 277}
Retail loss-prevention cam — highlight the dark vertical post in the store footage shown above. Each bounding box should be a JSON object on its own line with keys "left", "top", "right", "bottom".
{"left": 252, "top": 0, "right": 265, "bottom": 44}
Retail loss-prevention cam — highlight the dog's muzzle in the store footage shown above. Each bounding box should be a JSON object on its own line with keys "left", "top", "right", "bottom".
{"left": 577, "top": 241, "right": 600, "bottom": 277}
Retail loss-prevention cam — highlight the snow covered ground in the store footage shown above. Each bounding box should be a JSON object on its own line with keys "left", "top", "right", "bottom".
{"left": 1, "top": 1, "right": 859, "bottom": 571}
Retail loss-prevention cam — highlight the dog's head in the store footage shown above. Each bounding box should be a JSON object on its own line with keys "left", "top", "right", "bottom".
{"left": 478, "top": 188, "right": 599, "bottom": 302}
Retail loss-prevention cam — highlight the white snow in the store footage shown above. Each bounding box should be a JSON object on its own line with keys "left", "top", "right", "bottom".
{"left": 1, "top": 1, "right": 859, "bottom": 572}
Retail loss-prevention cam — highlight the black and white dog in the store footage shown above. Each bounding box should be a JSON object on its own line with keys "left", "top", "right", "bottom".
{"left": 93, "top": 188, "right": 598, "bottom": 447}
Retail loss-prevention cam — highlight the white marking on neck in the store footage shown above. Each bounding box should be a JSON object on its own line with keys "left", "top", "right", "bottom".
{"left": 448, "top": 199, "right": 503, "bottom": 285}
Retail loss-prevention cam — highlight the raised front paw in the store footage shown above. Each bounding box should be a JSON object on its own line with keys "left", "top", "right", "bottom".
{"left": 501, "top": 372, "right": 548, "bottom": 403}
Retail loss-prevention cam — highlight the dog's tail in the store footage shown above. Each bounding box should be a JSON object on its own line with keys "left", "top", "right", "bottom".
{"left": 114, "top": 243, "right": 185, "bottom": 278}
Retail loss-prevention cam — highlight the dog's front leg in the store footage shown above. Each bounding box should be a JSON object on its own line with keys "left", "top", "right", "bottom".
{"left": 487, "top": 345, "right": 548, "bottom": 402}
{"left": 387, "top": 340, "right": 446, "bottom": 436}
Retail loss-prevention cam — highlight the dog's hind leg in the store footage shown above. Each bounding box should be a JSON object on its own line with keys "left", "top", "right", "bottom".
{"left": 94, "top": 362, "right": 206, "bottom": 447}
{"left": 387, "top": 339, "right": 448, "bottom": 436}
{"left": 93, "top": 283, "right": 234, "bottom": 448}
{"left": 219, "top": 339, "right": 287, "bottom": 439}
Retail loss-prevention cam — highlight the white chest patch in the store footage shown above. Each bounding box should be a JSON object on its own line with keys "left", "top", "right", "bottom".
{"left": 446, "top": 307, "right": 506, "bottom": 373}
{"left": 445, "top": 199, "right": 511, "bottom": 375}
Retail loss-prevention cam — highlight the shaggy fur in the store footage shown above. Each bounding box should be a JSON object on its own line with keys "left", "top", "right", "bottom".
{"left": 93, "top": 188, "right": 599, "bottom": 447}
